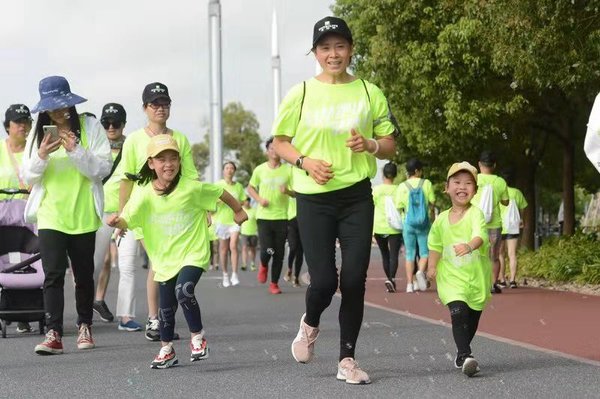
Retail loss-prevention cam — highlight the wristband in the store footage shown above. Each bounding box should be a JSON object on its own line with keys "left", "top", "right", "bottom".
{"left": 367, "top": 138, "right": 379, "bottom": 155}
{"left": 465, "top": 244, "right": 473, "bottom": 254}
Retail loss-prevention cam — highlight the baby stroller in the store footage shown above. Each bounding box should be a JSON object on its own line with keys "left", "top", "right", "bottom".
{"left": 0, "top": 189, "right": 45, "bottom": 337}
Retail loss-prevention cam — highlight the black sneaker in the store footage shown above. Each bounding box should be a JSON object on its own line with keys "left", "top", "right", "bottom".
{"left": 509, "top": 281, "right": 518, "bottom": 289}
{"left": 145, "top": 318, "right": 179, "bottom": 341}
{"left": 93, "top": 300, "right": 115, "bottom": 322}
{"left": 497, "top": 280, "right": 508, "bottom": 288}
{"left": 384, "top": 280, "right": 396, "bottom": 293}
{"left": 454, "top": 354, "right": 465, "bottom": 369}
{"left": 492, "top": 283, "right": 502, "bottom": 294}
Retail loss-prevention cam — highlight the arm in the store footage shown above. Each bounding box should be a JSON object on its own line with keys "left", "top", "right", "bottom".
{"left": 63, "top": 118, "right": 112, "bottom": 181}
{"left": 119, "top": 179, "right": 134, "bottom": 213}
{"left": 106, "top": 213, "right": 128, "bottom": 230}
{"left": 220, "top": 190, "right": 247, "bottom": 225}
{"left": 454, "top": 236, "right": 484, "bottom": 257}
{"left": 21, "top": 131, "right": 62, "bottom": 185}
{"left": 272, "top": 136, "right": 333, "bottom": 185}
{"left": 345, "top": 129, "right": 395, "bottom": 160}
{"left": 246, "top": 184, "right": 268, "bottom": 207}
{"left": 427, "top": 250, "right": 441, "bottom": 280}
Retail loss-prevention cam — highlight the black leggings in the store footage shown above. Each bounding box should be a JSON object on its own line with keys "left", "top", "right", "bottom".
{"left": 287, "top": 218, "right": 304, "bottom": 278}
{"left": 296, "top": 179, "right": 374, "bottom": 361}
{"left": 38, "top": 229, "right": 96, "bottom": 335}
{"left": 257, "top": 219, "right": 288, "bottom": 283}
{"left": 448, "top": 301, "right": 482, "bottom": 359}
{"left": 158, "top": 266, "right": 204, "bottom": 342}
{"left": 373, "top": 233, "right": 402, "bottom": 281}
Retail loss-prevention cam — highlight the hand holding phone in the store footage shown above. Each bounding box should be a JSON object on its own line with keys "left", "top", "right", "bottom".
{"left": 42, "top": 125, "right": 60, "bottom": 141}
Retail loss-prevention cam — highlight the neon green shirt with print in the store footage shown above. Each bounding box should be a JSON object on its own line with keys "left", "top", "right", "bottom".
{"left": 272, "top": 78, "right": 395, "bottom": 194}
{"left": 121, "top": 178, "right": 223, "bottom": 282}
{"left": 37, "top": 123, "right": 100, "bottom": 233}
{"left": 0, "top": 139, "right": 26, "bottom": 200}
{"left": 395, "top": 177, "right": 436, "bottom": 222}
{"left": 120, "top": 129, "right": 198, "bottom": 182}
{"left": 471, "top": 174, "right": 509, "bottom": 229}
{"left": 428, "top": 206, "right": 491, "bottom": 311}
{"left": 372, "top": 183, "right": 401, "bottom": 235}
{"left": 103, "top": 151, "right": 122, "bottom": 213}
{"left": 240, "top": 206, "right": 258, "bottom": 236}
{"left": 500, "top": 187, "right": 528, "bottom": 234}
{"left": 249, "top": 162, "right": 291, "bottom": 220}
{"left": 213, "top": 180, "right": 245, "bottom": 225}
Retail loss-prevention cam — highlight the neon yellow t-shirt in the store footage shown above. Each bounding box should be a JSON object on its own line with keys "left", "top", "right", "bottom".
{"left": 103, "top": 150, "right": 122, "bottom": 213}
{"left": 428, "top": 206, "right": 491, "bottom": 311}
{"left": 272, "top": 78, "right": 395, "bottom": 194}
{"left": 120, "top": 129, "right": 198, "bottom": 182}
{"left": 372, "top": 183, "right": 400, "bottom": 235}
{"left": 249, "top": 162, "right": 291, "bottom": 220}
{"left": 500, "top": 187, "right": 528, "bottom": 234}
{"left": 213, "top": 180, "right": 245, "bottom": 225}
{"left": 121, "top": 178, "right": 223, "bottom": 282}
{"left": 471, "top": 174, "right": 509, "bottom": 229}
{"left": 395, "top": 177, "right": 436, "bottom": 222}
{"left": 0, "top": 139, "right": 26, "bottom": 200}
{"left": 37, "top": 120, "right": 100, "bottom": 234}
{"left": 240, "top": 206, "right": 258, "bottom": 236}
{"left": 287, "top": 197, "right": 297, "bottom": 220}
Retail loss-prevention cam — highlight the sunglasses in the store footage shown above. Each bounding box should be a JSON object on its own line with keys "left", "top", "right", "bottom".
{"left": 147, "top": 102, "right": 171, "bottom": 110}
{"left": 101, "top": 120, "right": 124, "bottom": 129}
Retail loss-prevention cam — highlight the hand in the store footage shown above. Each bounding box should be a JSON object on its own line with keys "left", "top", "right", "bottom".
{"left": 106, "top": 213, "right": 121, "bottom": 228}
{"left": 302, "top": 157, "right": 334, "bottom": 185}
{"left": 58, "top": 130, "right": 78, "bottom": 152}
{"left": 427, "top": 267, "right": 437, "bottom": 280}
{"left": 453, "top": 243, "right": 472, "bottom": 257}
{"left": 259, "top": 198, "right": 269, "bottom": 207}
{"left": 345, "top": 128, "right": 371, "bottom": 153}
{"left": 37, "top": 132, "right": 62, "bottom": 160}
{"left": 279, "top": 185, "right": 287, "bottom": 194}
{"left": 234, "top": 209, "right": 248, "bottom": 225}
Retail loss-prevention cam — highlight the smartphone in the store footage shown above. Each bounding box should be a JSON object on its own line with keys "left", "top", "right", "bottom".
{"left": 43, "top": 125, "right": 59, "bottom": 141}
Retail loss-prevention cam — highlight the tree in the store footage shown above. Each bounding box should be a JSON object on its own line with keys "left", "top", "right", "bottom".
{"left": 191, "top": 102, "right": 265, "bottom": 186}
{"left": 334, "top": 0, "right": 600, "bottom": 246}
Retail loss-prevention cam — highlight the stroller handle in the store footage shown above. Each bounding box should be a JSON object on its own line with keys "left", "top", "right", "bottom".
{"left": 0, "top": 188, "right": 30, "bottom": 195}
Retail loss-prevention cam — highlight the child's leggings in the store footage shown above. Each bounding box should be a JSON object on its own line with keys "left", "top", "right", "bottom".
{"left": 448, "top": 301, "right": 482, "bottom": 359}
{"left": 158, "top": 266, "right": 204, "bottom": 341}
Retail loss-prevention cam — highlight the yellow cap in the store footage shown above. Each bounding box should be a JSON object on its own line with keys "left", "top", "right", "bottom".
{"left": 147, "top": 134, "right": 179, "bottom": 158}
{"left": 447, "top": 161, "right": 478, "bottom": 181}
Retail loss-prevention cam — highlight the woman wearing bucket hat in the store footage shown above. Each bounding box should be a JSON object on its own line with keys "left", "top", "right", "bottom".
{"left": 272, "top": 16, "right": 397, "bottom": 384}
{"left": 116, "top": 82, "right": 198, "bottom": 340}
{"left": 22, "top": 76, "right": 112, "bottom": 355}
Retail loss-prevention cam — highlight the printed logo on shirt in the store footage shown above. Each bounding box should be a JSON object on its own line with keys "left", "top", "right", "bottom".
{"left": 303, "top": 101, "right": 368, "bottom": 135}
{"left": 443, "top": 244, "right": 476, "bottom": 268}
{"left": 149, "top": 210, "right": 195, "bottom": 236}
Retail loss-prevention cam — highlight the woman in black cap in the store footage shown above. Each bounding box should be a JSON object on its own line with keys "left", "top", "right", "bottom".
{"left": 22, "top": 76, "right": 112, "bottom": 355}
{"left": 272, "top": 16, "right": 397, "bottom": 384}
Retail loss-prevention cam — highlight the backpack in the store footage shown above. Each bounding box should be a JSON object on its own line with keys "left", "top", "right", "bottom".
{"left": 503, "top": 199, "right": 520, "bottom": 234}
{"left": 404, "top": 179, "right": 428, "bottom": 229}
{"left": 478, "top": 181, "right": 495, "bottom": 224}
{"left": 384, "top": 195, "right": 402, "bottom": 231}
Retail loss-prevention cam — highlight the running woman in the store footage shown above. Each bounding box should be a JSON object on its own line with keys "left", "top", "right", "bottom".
{"left": 108, "top": 134, "right": 247, "bottom": 369}
{"left": 427, "top": 162, "right": 491, "bottom": 377}
{"left": 272, "top": 17, "right": 397, "bottom": 384}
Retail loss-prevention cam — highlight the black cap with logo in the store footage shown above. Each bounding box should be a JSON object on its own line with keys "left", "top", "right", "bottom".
{"left": 101, "top": 103, "right": 127, "bottom": 123}
{"left": 4, "top": 104, "right": 32, "bottom": 124}
{"left": 312, "top": 16, "right": 353, "bottom": 49}
{"left": 142, "top": 82, "right": 171, "bottom": 104}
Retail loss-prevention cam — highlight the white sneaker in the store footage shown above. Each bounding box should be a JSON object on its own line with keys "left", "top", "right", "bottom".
{"left": 406, "top": 283, "right": 414, "bottom": 293}
{"left": 222, "top": 273, "right": 231, "bottom": 288}
{"left": 462, "top": 357, "right": 480, "bottom": 377}
{"left": 416, "top": 270, "right": 428, "bottom": 291}
{"left": 230, "top": 273, "right": 240, "bottom": 286}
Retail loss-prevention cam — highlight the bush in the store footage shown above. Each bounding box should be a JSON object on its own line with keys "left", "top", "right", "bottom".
{"left": 518, "top": 233, "right": 600, "bottom": 284}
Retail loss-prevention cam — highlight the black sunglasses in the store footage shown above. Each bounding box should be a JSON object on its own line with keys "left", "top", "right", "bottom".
{"left": 101, "top": 120, "right": 124, "bottom": 129}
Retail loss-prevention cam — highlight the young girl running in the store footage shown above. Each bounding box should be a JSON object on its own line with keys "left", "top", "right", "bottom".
{"left": 427, "top": 162, "right": 491, "bottom": 377}
{"left": 108, "top": 135, "right": 247, "bottom": 369}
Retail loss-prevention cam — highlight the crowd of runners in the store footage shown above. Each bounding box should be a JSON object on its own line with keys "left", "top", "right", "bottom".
{"left": 0, "top": 15, "right": 530, "bottom": 382}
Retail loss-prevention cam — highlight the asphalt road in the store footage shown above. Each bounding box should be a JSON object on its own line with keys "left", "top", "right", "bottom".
{"left": 1, "top": 265, "right": 599, "bottom": 398}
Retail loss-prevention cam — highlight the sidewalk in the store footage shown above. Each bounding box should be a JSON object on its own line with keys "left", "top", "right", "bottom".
{"left": 364, "top": 258, "right": 600, "bottom": 364}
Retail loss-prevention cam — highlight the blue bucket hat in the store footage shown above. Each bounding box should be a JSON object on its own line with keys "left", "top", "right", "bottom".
{"left": 31, "top": 76, "right": 87, "bottom": 113}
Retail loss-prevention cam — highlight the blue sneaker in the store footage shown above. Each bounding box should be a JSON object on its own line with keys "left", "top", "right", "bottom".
{"left": 118, "top": 319, "right": 143, "bottom": 332}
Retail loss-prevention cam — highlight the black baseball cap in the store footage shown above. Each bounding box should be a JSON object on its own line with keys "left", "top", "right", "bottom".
{"left": 101, "top": 103, "right": 127, "bottom": 123}
{"left": 312, "top": 16, "right": 353, "bottom": 49}
{"left": 406, "top": 158, "right": 424, "bottom": 174}
{"left": 142, "top": 82, "right": 171, "bottom": 104}
{"left": 4, "top": 104, "right": 32, "bottom": 123}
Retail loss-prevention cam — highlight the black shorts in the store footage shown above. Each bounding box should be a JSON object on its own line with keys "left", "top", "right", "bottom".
{"left": 501, "top": 233, "right": 520, "bottom": 240}
{"left": 241, "top": 234, "right": 258, "bottom": 247}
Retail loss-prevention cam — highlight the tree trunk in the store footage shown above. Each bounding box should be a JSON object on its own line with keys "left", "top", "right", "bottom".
{"left": 562, "top": 134, "right": 575, "bottom": 236}
{"left": 521, "top": 161, "right": 537, "bottom": 249}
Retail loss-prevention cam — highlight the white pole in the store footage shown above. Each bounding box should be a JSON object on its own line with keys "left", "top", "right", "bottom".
{"left": 209, "top": 0, "right": 223, "bottom": 183}
{"left": 271, "top": 8, "right": 281, "bottom": 118}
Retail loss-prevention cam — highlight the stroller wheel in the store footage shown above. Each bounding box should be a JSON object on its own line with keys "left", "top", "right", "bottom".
{"left": 1, "top": 319, "right": 6, "bottom": 338}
